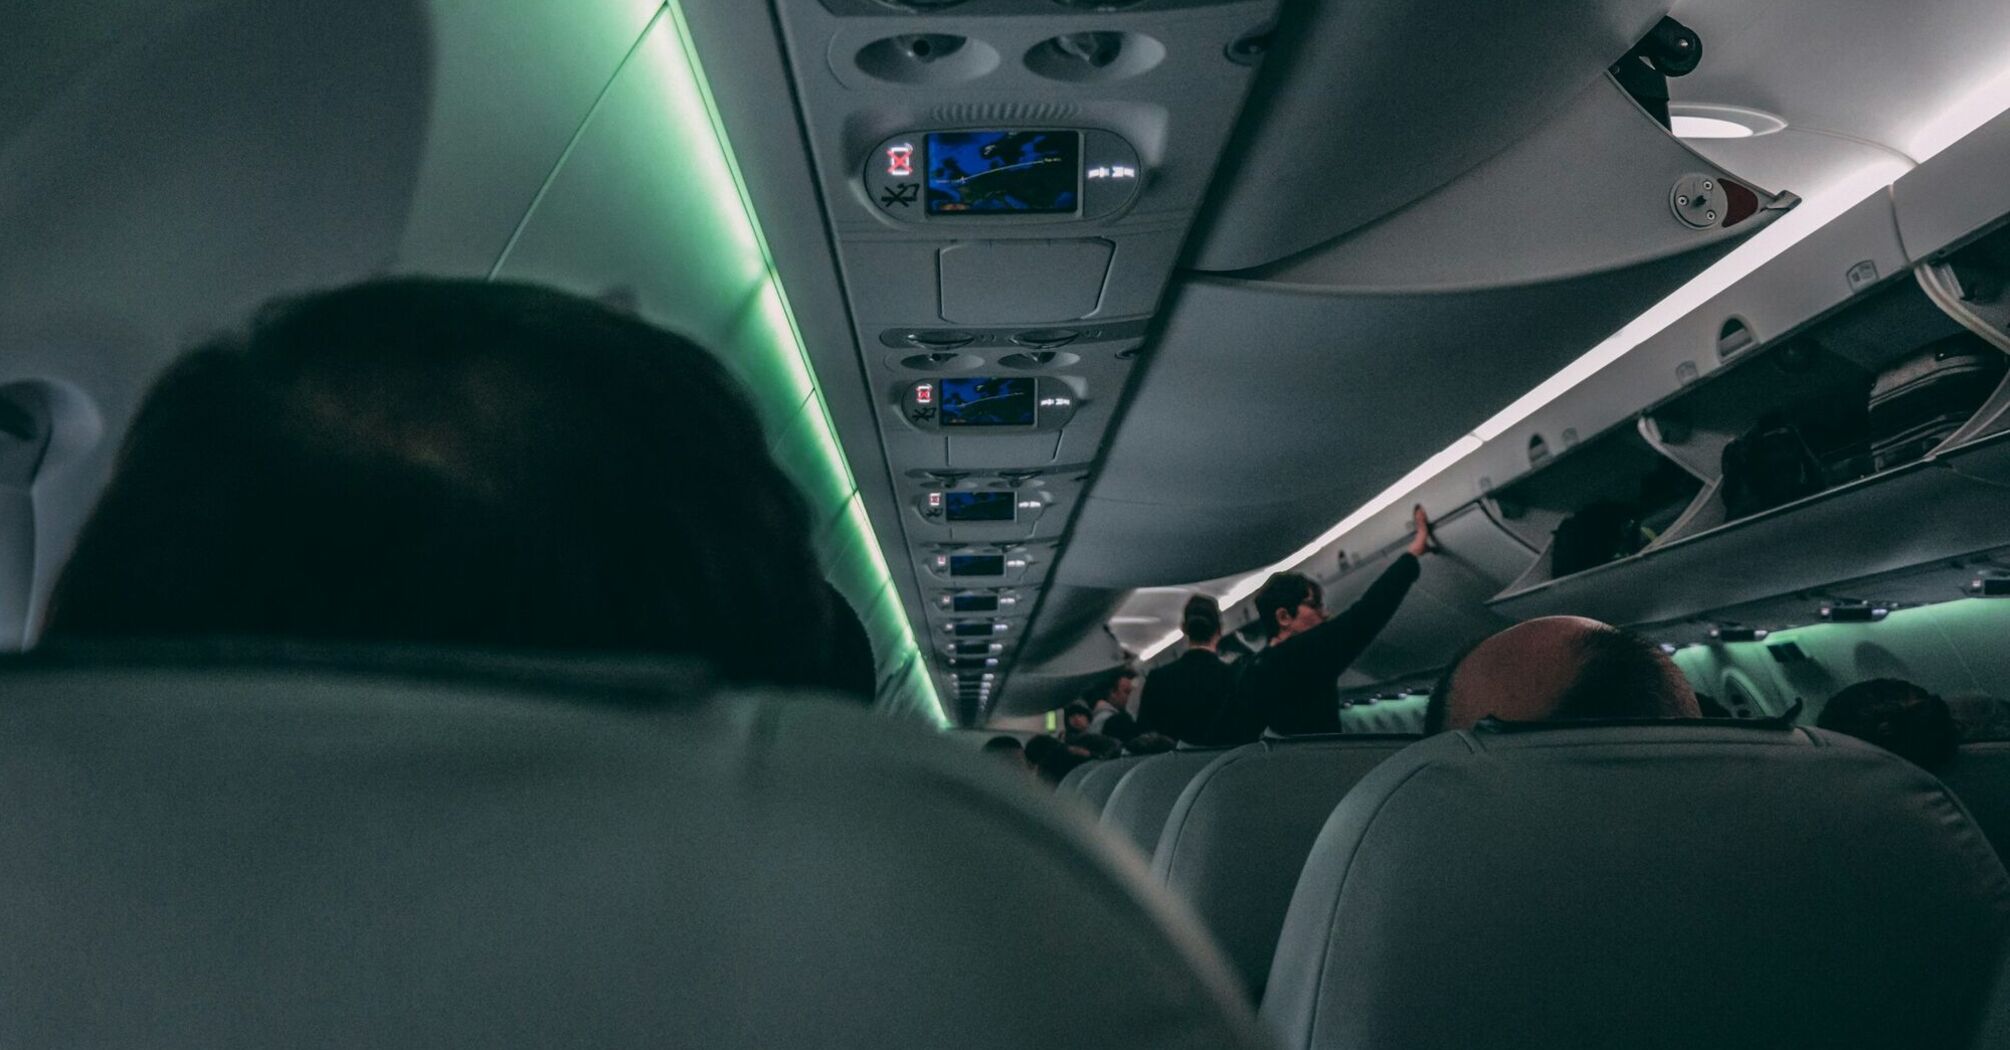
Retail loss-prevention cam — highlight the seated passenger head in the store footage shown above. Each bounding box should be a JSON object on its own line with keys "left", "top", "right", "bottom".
{"left": 1817, "top": 679, "right": 1960, "bottom": 771}
{"left": 1253, "top": 571, "right": 1323, "bottom": 641}
{"left": 1945, "top": 692, "right": 2010, "bottom": 742}
{"left": 1424, "top": 616, "right": 1699, "bottom": 733}
{"left": 45, "top": 278, "right": 859, "bottom": 692}
{"left": 1106, "top": 666, "right": 1138, "bottom": 707}
{"left": 981, "top": 735, "right": 1029, "bottom": 770}
{"left": 1062, "top": 702, "right": 1093, "bottom": 733}
{"left": 1181, "top": 594, "right": 1222, "bottom": 645}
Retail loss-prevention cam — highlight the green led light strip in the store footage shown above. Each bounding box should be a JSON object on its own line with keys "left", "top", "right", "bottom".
{"left": 662, "top": 2, "right": 944, "bottom": 725}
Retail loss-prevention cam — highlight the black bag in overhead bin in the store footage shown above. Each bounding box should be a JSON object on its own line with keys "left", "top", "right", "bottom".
{"left": 1720, "top": 413, "right": 1827, "bottom": 520}
{"left": 1868, "top": 335, "right": 2007, "bottom": 471}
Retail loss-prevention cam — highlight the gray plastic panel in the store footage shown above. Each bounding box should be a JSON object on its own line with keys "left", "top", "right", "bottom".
{"left": 1062, "top": 239, "right": 1754, "bottom": 587}
{"left": 939, "top": 240, "right": 1114, "bottom": 323}
{"left": 1245, "top": 77, "right": 1788, "bottom": 292}
{"left": 1189, "top": 0, "right": 1668, "bottom": 270}
{"left": 1894, "top": 108, "right": 2010, "bottom": 261}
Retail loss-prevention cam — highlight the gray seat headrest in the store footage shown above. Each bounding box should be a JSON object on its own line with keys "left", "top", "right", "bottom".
{"left": 1262, "top": 724, "right": 2010, "bottom": 1050}
{"left": 1101, "top": 747, "right": 1232, "bottom": 857}
{"left": 1153, "top": 736, "right": 1414, "bottom": 999}
{"left": 1944, "top": 741, "right": 2010, "bottom": 863}
{"left": 1070, "top": 753, "right": 1154, "bottom": 814}
{"left": 0, "top": 647, "right": 1272, "bottom": 1050}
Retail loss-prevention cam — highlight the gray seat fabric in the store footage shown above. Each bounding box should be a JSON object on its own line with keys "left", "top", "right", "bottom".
{"left": 1152, "top": 735, "right": 1414, "bottom": 1000}
{"left": 0, "top": 648, "right": 1272, "bottom": 1050}
{"left": 1945, "top": 741, "right": 2010, "bottom": 864}
{"left": 1100, "top": 747, "right": 1231, "bottom": 856}
{"left": 1263, "top": 724, "right": 2010, "bottom": 1050}
{"left": 1068, "top": 753, "right": 1153, "bottom": 814}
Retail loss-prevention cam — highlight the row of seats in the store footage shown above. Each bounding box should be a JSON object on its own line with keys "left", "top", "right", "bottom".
{"left": 1060, "top": 724, "right": 2010, "bottom": 1048}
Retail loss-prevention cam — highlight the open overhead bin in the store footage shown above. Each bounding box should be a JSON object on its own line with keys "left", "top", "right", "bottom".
{"left": 1477, "top": 124, "right": 2010, "bottom": 631}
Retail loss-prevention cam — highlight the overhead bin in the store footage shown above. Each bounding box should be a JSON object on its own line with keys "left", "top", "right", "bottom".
{"left": 1189, "top": 0, "right": 1673, "bottom": 270}
{"left": 1488, "top": 437, "right": 2010, "bottom": 628}
{"left": 1239, "top": 76, "right": 1793, "bottom": 292}
{"left": 1893, "top": 107, "right": 2010, "bottom": 262}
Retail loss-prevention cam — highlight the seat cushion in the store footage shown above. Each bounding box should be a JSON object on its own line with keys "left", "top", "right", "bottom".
{"left": 0, "top": 645, "right": 1271, "bottom": 1050}
{"left": 1261, "top": 724, "right": 2010, "bottom": 1050}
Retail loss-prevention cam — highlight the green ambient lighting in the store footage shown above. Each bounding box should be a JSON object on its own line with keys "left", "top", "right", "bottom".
{"left": 661, "top": 3, "right": 945, "bottom": 725}
{"left": 1672, "top": 599, "right": 2010, "bottom": 717}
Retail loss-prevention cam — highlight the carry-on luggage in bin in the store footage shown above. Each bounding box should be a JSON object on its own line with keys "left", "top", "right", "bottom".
{"left": 1868, "top": 336, "right": 2007, "bottom": 471}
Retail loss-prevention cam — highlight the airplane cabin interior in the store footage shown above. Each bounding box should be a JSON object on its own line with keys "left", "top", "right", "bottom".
{"left": 5, "top": 0, "right": 2010, "bottom": 1047}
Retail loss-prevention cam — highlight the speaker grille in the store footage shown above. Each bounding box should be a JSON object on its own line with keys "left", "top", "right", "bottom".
{"left": 929, "top": 101, "right": 1082, "bottom": 124}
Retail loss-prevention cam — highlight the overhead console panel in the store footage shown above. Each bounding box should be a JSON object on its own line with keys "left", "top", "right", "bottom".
{"left": 769, "top": 0, "right": 1282, "bottom": 719}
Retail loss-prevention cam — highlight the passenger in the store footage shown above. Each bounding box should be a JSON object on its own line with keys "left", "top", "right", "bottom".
{"left": 1212, "top": 505, "right": 1435, "bottom": 742}
{"left": 1122, "top": 731, "right": 1176, "bottom": 756}
{"left": 981, "top": 734, "right": 1031, "bottom": 772}
{"left": 1022, "top": 733, "right": 1091, "bottom": 785}
{"left": 1946, "top": 692, "right": 2010, "bottom": 742}
{"left": 1060, "top": 700, "right": 1123, "bottom": 759}
{"left": 1695, "top": 692, "right": 1732, "bottom": 718}
{"left": 1138, "top": 594, "right": 1236, "bottom": 743}
{"left": 1423, "top": 616, "right": 1701, "bottom": 733}
{"left": 1087, "top": 667, "right": 1141, "bottom": 739}
{"left": 1817, "top": 679, "right": 1960, "bottom": 772}
{"left": 42, "top": 278, "right": 872, "bottom": 698}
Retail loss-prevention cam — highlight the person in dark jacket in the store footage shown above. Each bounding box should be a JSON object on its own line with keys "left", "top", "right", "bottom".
{"left": 1213, "top": 506, "right": 1434, "bottom": 742}
{"left": 1140, "top": 595, "right": 1238, "bottom": 743}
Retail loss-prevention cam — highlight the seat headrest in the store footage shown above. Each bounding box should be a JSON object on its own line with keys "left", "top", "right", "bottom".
{"left": 0, "top": 647, "right": 1269, "bottom": 1050}
{"left": 1261, "top": 723, "right": 2010, "bottom": 1050}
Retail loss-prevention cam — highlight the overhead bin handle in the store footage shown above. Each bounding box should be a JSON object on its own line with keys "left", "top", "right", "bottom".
{"left": 1717, "top": 317, "right": 1756, "bottom": 361}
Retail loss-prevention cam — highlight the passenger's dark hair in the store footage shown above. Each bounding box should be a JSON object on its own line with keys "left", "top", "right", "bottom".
{"left": 1253, "top": 572, "right": 1321, "bottom": 639}
{"left": 981, "top": 735, "right": 1024, "bottom": 754}
{"left": 1547, "top": 628, "right": 1692, "bottom": 722}
{"left": 46, "top": 278, "right": 863, "bottom": 694}
{"left": 1818, "top": 678, "right": 1959, "bottom": 772}
{"left": 1022, "top": 734, "right": 1079, "bottom": 784}
{"left": 1181, "top": 594, "right": 1222, "bottom": 644}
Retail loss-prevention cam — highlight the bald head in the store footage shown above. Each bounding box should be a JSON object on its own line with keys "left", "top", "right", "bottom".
{"left": 1426, "top": 617, "right": 1699, "bottom": 733}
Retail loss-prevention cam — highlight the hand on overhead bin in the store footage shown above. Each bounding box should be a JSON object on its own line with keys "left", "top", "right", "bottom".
{"left": 1408, "top": 504, "right": 1434, "bottom": 559}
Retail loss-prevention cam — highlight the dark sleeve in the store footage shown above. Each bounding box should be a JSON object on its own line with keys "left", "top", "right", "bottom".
{"left": 1278, "top": 553, "right": 1421, "bottom": 682}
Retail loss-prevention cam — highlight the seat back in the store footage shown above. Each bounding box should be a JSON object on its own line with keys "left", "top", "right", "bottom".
{"left": 1152, "top": 736, "right": 1414, "bottom": 999}
{"left": 1071, "top": 753, "right": 1153, "bottom": 814}
{"left": 0, "top": 647, "right": 1271, "bottom": 1050}
{"left": 1945, "top": 741, "right": 2010, "bottom": 863}
{"left": 1101, "top": 747, "right": 1231, "bottom": 856}
{"left": 1262, "top": 724, "right": 2010, "bottom": 1050}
